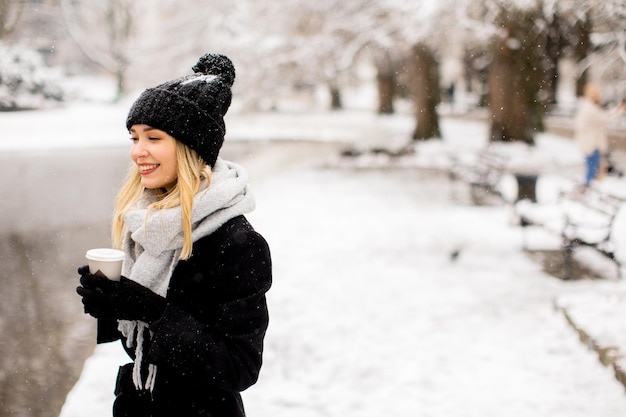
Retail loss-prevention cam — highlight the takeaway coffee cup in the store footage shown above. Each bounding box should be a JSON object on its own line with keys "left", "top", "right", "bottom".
{"left": 85, "top": 248, "right": 125, "bottom": 281}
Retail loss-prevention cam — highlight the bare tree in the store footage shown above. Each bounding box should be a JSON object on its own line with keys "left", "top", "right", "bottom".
{"left": 542, "top": 6, "right": 565, "bottom": 106}
{"left": 555, "top": 3, "right": 593, "bottom": 97}
{"left": 580, "top": 0, "right": 626, "bottom": 98}
{"left": 455, "top": 0, "right": 560, "bottom": 144}
{"left": 487, "top": 5, "right": 547, "bottom": 144}
{"left": 572, "top": 11, "right": 592, "bottom": 97}
{"left": 61, "top": 0, "right": 137, "bottom": 101}
{"left": 374, "top": 48, "right": 395, "bottom": 114}
{"left": 230, "top": 0, "right": 420, "bottom": 112}
{"left": 556, "top": 0, "right": 626, "bottom": 98}
{"left": 275, "top": 0, "right": 383, "bottom": 111}
{"left": 410, "top": 43, "right": 441, "bottom": 140}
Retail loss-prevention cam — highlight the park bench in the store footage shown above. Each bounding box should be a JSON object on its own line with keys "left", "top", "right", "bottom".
{"left": 448, "top": 149, "right": 509, "bottom": 205}
{"left": 516, "top": 180, "right": 626, "bottom": 280}
{"left": 559, "top": 186, "right": 626, "bottom": 280}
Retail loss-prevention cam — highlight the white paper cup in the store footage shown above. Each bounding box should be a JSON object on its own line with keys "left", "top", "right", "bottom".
{"left": 85, "top": 248, "right": 125, "bottom": 281}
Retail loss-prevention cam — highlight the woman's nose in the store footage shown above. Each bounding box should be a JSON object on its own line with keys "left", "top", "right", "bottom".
{"left": 131, "top": 141, "right": 148, "bottom": 159}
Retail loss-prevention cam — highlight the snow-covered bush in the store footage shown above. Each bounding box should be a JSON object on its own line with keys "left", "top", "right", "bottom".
{"left": 0, "top": 43, "right": 65, "bottom": 110}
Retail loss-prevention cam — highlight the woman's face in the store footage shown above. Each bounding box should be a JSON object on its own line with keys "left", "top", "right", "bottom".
{"left": 129, "top": 124, "right": 178, "bottom": 191}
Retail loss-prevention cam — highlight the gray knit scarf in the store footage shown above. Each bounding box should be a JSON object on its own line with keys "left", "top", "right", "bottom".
{"left": 117, "top": 158, "right": 255, "bottom": 391}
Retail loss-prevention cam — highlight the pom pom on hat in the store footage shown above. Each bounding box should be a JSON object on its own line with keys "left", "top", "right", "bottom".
{"left": 126, "top": 53, "right": 236, "bottom": 167}
{"left": 192, "top": 53, "right": 235, "bottom": 87}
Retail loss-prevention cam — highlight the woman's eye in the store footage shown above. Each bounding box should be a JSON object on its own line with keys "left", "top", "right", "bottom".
{"left": 149, "top": 136, "right": 160, "bottom": 141}
{"left": 129, "top": 137, "right": 138, "bottom": 142}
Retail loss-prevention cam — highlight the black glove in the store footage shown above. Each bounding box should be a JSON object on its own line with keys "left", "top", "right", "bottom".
{"left": 76, "top": 265, "right": 167, "bottom": 323}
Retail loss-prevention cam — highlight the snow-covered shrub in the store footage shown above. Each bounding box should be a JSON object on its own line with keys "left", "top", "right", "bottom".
{"left": 0, "top": 43, "right": 65, "bottom": 110}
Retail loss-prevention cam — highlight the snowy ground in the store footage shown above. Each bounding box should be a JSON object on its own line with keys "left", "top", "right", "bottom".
{"left": 6, "top": 98, "right": 626, "bottom": 416}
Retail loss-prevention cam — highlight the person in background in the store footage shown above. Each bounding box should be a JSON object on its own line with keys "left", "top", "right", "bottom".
{"left": 574, "top": 82, "right": 624, "bottom": 187}
{"left": 75, "top": 53, "right": 272, "bottom": 417}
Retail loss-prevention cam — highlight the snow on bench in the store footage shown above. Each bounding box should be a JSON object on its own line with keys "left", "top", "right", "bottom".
{"left": 516, "top": 179, "right": 626, "bottom": 280}
{"left": 561, "top": 187, "right": 626, "bottom": 279}
{"left": 448, "top": 149, "right": 510, "bottom": 205}
{"left": 514, "top": 175, "right": 573, "bottom": 237}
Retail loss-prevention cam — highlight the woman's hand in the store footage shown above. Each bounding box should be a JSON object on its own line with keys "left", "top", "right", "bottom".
{"left": 76, "top": 266, "right": 166, "bottom": 323}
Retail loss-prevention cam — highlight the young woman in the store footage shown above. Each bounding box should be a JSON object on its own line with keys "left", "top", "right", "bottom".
{"left": 76, "top": 53, "right": 272, "bottom": 417}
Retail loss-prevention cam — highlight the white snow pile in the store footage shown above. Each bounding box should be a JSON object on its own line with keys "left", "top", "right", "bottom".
{"left": 0, "top": 43, "right": 66, "bottom": 110}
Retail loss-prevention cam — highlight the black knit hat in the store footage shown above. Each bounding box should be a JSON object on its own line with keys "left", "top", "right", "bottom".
{"left": 126, "top": 53, "right": 236, "bottom": 167}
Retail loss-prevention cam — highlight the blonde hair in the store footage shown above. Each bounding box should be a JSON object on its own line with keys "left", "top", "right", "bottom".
{"left": 112, "top": 140, "right": 211, "bottom": 260}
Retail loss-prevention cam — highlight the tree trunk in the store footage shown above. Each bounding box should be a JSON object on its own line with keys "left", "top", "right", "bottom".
{"left": 115, "top": 68, "right": 125, "bottom": 103}
{"left": 463, "top": 48, "right": 489, "bottom": 107}
{"left": 410, "top": 43, "right": 441, "bottom": 140}
{"left": 543, "top": 12, "right": 563, "bottom": 106}
{"left": 376, "top": 72, "right": 395, "bottom": 114}
{"left": 374, "top": 50, "right": 395, "bottom": 114}
{"left": 329, "top": 83, "right": 342, "bottom": 110}
{"left": 573, "top": 12, "right": 591, "bottom": 97}
{"left": 488, "top": 51, "right": 533, "bottom": 144}
{"left": 488, "top": 7, "right": 545, "bottom": 145}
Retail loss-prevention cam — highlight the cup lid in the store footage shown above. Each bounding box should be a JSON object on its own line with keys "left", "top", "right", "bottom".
{"left": 86, "top": 248, "right": 125, "bottom": 262}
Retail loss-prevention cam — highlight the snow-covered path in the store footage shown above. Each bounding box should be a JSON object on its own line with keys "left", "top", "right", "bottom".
{"left": 242, "top": 167, "right": 626, "bottom": 417}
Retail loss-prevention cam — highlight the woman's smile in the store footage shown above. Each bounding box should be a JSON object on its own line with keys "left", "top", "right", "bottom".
{"left": 138, "top": 163, "right": 160, "bottom": 175}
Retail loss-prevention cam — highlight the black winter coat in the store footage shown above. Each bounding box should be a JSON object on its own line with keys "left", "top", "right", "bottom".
{"left": 96, "top": 215, "right": 272, "bottom": 417}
